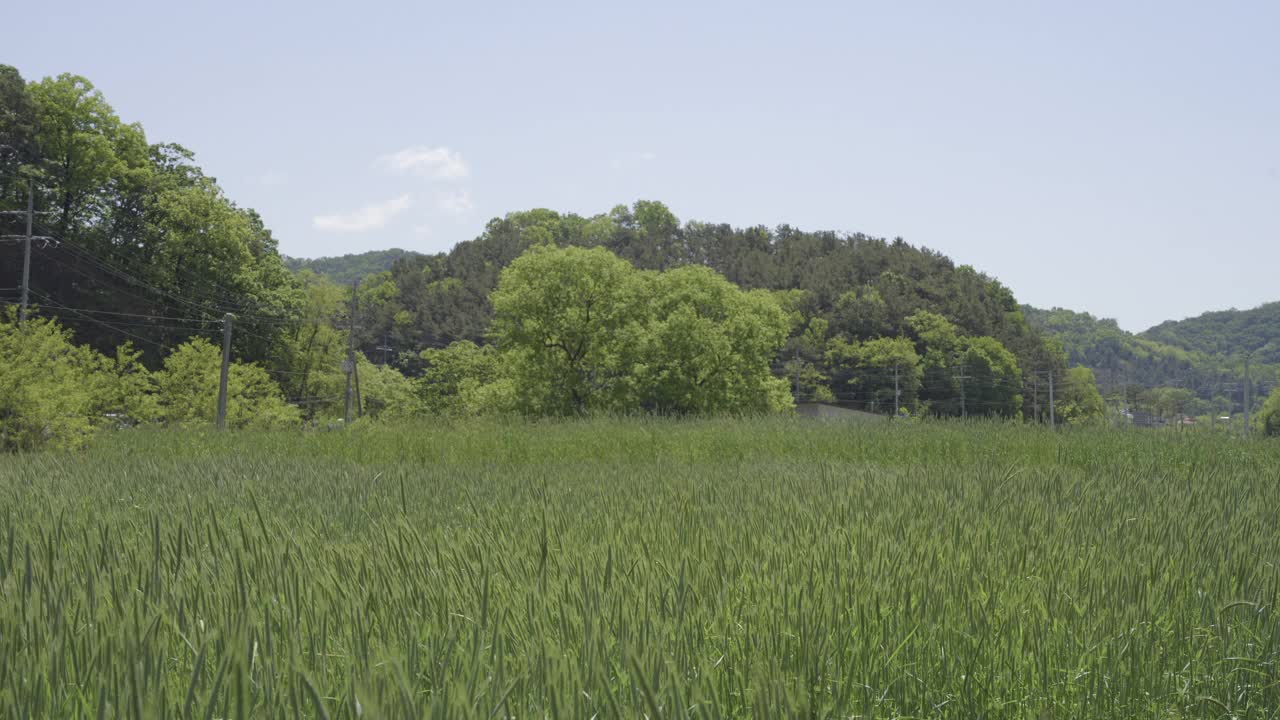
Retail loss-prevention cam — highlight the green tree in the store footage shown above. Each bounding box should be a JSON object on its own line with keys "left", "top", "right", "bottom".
{"left": 1254, "top": 384, "right": 1280, "bottom": 438}
{"left": 490, "top": 246, "right": 644, "bottom": 415}
{"left": 961, "top": 336, "right": 1023, "bottom": 419}
{"left": 354, "top": 355, "right": 418, "bottom": 420}
{"left": 417, "top": 340, "right": 513, "bottom": 416}
{"left": 154, "top": 338, "right": 299, "bottom": 428}
{"left": 1055, "top": 366, "right": 1105, "bottom": 425}
{"left": 630, "top": 265, "right": 792, "bottom": 413}
{"left": 0, "top": 311, "right": 151, "bottom": 450}
{"left": 827, "top": 336, "right": 923, "bottom": 413}
{"left": 490, "top": 246, "right": 791, "bottom": 416}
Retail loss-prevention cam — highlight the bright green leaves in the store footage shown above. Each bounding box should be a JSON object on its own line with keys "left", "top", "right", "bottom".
{"left": 0, "top": 311, "right": 154, "bottom": 450}
{"left": 483, "top": 245, "right": 792, "bottom": 416}
{"left": 153, "top": 338, "right": 299, "bottom": 429}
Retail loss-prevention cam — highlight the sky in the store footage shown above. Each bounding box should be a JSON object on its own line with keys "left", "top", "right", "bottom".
{"left": 9, "top": 0, "right": 1279, "bottom": 331}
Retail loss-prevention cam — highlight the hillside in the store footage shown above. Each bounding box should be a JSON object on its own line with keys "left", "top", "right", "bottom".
{"left": 358, "top": 204, "right": 1057, "bottom": 356}
{"left": 1024, "top": 305, "right": 1277, "bottom": 408}
{"left": 283, "top": 248, "right": 422, "bottom": 284}
{"left": 1142, "top": 302, "right": 1280, "bottom": 364}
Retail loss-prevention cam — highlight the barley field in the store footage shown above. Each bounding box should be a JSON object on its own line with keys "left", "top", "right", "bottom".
{"left": 1, "top": 418, "right": 1278, "bottom": 718}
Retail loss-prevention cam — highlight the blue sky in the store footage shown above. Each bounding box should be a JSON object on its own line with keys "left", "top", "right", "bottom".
{"left": 10, "top": 1, "right": 1279, "bottom": 331}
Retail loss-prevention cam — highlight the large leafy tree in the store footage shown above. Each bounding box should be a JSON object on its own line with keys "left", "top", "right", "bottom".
{"left": 490, "top": 245, "right": 644, "bottom": 415}
{"left": 629, "top": 265, "right": 791, "bottom": 413}
{"left": 487, "top": 246, "right": 791, "bottom": 416}
{"left": 0, "top": 69, "right": 302, "bottom": 368}
{"left": 827, "top": 336, "right": 923, "bottom": 413}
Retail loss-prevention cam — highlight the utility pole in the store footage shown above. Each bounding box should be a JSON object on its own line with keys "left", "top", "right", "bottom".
{"left": 893, "top": 364, "right": 901, "bottom": 419}
{"left": 345, "top": 280, "right": 359, "bottom": 424}
{"left": 377, "top": 333, "right": 393, "bottom": 366}
{"left": 216, "top": 313, "right": 234, "bottom": 429}
{"left": 1244, "top": 354, "right": 1251, "bottom": 439}
{"left": 1032, "top": 374, "right": 1040, "bottom": 424}
{"left": 19, "top": 179, "right": 32, "bottom": 323}
{"left": 954, "top": 363, "right": 970, "bottom": 419}
{"left": 1, "top": 179, "right": 53, "bottom": 320}
{"left": 1048, "top": 370, "right": 1056, "bottom": 430}
{"left": 793, "top": 349, "right": 801, "bottom": 403}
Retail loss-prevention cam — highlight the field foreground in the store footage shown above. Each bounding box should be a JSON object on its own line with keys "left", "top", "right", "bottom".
{"left": 1, "top": 418, "right": 1279, "bottom": 718}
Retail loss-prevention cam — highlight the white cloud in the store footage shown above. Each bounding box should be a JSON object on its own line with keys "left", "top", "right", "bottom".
{"left": 312, "top": 194, "right": 412, "bottom": 233}
{"left": 412, "top": 223, "right": 433, "bottom": 238}
{"left": 377, "top": 146, "right": 469, "bottom": 180}
{"left": 436, "top": 189, "right": 475, "bottom": 216}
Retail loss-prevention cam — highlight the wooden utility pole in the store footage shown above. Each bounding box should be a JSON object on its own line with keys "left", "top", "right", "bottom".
{"left": 216, "top": 313, "right": 234, "bottom": 429}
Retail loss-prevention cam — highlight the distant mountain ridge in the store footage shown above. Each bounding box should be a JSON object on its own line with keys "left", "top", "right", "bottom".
{"left": 1023, "top": 303, "right": 1278, "bottom": 406}
{"left": 283, "top": 249, "right": 423, "bottom": 284}
{"left": 1141, "top": 302, "right": 1280, "bottom": 365}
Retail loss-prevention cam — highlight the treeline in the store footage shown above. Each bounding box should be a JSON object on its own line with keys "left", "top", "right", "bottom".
{"left": 283, "top": 249, "right": 421, "bottom": 285}
{"left": 1023, "top": 306, "right": 1277, "bottom": 418}
{"left": 347, "top": 202, "right": 1079, "bottom": 419}
{"left": 3, "top": 65, "right": 1116, "bottom": 446}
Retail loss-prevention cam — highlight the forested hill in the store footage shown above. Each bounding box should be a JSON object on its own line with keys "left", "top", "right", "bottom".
{"left": 1142, "top": 302, "right": 1280, "bottom": 364}
{"left": 356, "top": 203, "right": 1062, "bottom": 375}
{"left": 3, "top": 65, "right": 1067, "bottom": 422}
{"left": 1023, "top": 305, "right": 1277, "bottom": 407}
{"left": 283, "top": 249, "right": 422, "bottom": 285}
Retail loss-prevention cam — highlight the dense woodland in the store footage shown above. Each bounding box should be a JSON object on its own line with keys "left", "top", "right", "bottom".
{"left": 1024, "top": 306, "right": 1277, "bottom": 418}
{"left": 3, "top": 65, "right": 1277, "bottom": 448}
{"left": 283, "top": 249, "right": 419, "bottom": 285}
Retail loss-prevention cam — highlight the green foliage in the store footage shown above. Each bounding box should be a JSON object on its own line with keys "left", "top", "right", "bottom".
{"left": 0, "top": 313, "right": 103, "bottom": 450}
{"left": 417, "top": 341, "right": 511, "bottom": 416}
{"left": 827, "top": 335, "right": 923, "bottom": 412}
{"left": 490, "top": 245, "right": 643, "bottom": 415}
{"left": 154, "top": 338, "right": 299, "bottom": 429}
{"left": 0, "top": 67, "right": 303, "bottom": 369}
{"left": 489, "top": 246, "right": 792, "bottom": 416}
{"left": 1137, "top": 386, "right": 1199, "bottom": 422}
{"left": 283, "top": 248, "right": 423, "bottom": 284}
{"left": 353, "top": 356, "right": 417, "bottom": 420}
{"left": 1258, "top": 384, "right": 1280, "bottom": 437}
{"left": 0, "top": 310, "right": 156, "bottom": 450}
{"left": 1143, "top": 301, "right": 1280, "bottom": 364}
{"left": 629, "top": 265, "right": 793, "bottom": 413}
{"left": 1024, "top": 305, "right": 1278, "bottom": 410}
{"left": 3, "top": 419, "right": 1280, "bottom": 716}
{"left": 1055, "top": 366, "right": 1106, "bottom": 425}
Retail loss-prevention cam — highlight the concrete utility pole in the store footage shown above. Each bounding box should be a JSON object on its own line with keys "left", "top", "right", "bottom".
{"left": 1032, "top": 374, "right": 1040, "bottom": 423}
{"left": 216, "top": 313, "right": 234, "bottom": 429}
{"left": 377, "top": 333, "right": 393, "bottom": 366}
{"left": 793, "top": 349, "right": 801, "bottom": 402}
{"left": 954, "top": 363, "right": 970, "bottom": 419}
{"left": 20, "top": 179, "right": 32, "bottom": 323}
{"left": 345, "top": 280, "right": 359, "bottom": 423}
{"left": 1048, "top": 370, "right": 1056, "bottom": 430}
{"left": 1244, "top": 354, "right": 1251, "bottom": 439}
{"left": 893, "top": 364, "right": 901, "bottom": 418}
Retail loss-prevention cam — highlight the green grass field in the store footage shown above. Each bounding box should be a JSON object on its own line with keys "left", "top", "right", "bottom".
{"left": 1, "top": 418, "right": 1278, "bottom": 718}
